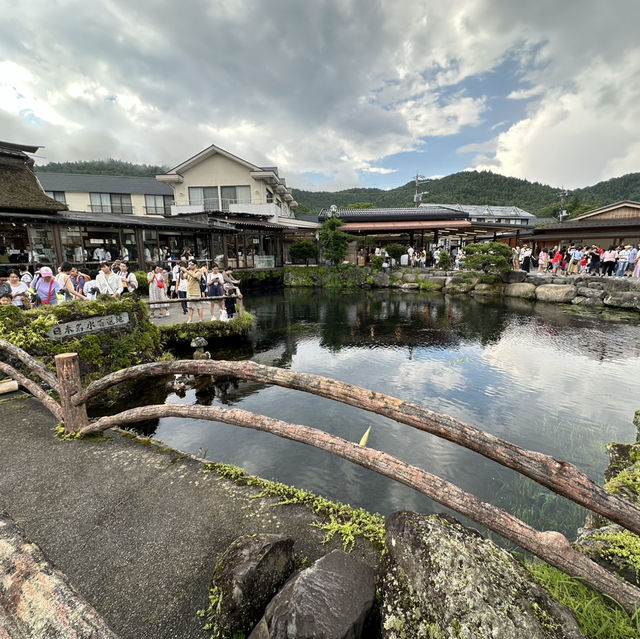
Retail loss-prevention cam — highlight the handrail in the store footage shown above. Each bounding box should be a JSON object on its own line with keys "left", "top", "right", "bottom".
{"left": 73, "top": 359, "right": 640, "bottom": 538}
{"left": 0, "top": 338, "right": 59, "bottom": 392}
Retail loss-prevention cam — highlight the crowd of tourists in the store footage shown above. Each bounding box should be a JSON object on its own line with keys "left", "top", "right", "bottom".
{"left": 513, "top": 243, "right": 640, "bottom": 277}
{"left": 0, "top": 258, "right": 242, "bottom": 322}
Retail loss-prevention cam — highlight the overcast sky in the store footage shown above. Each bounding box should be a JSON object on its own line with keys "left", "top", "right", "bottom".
{"left": 2, "top": 0, "right": 640, "bottom": 191}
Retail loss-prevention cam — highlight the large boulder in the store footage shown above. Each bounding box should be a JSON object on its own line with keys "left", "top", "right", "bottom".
{"left": 380, "top": 512, "right": 585, "bottom": 639}
{"left": 370, "top": 272, "right": 391, "bottom": 288}
{"left": 390, "top": 271, "right": 404, "bottom": 281}
{"left": 400, "top": 282, "right": 420, "bottom": 290}
{"left": 536, "top": 285, "right": 577, "bottom": 303}
{"left": 250, "top": 550, "right": 375, "bottom": 639}
{"left": 571, "top": 297, "right": 604, "bottom": 308}
{"left": 576, "top": 287, "right": 605, "bottom": 299}
{"left": 501, "top": 270, "right": 527, "bottom": 283}
{"left": 423, "top": 276, "right": 447, "bottom": 287}
{"left": 603, "top": 291, "right": 640, "bottom": 311}
{"left": 504, "top": 282, "right": 537, "bottom": 299}
{"left": 203, "top": 534, "right": 295, "bottom": 638}
{"left": 471, "top": 283, "right": 502, "bottom": 296}
{"left": 526, "top": 274, "right": 554, "bottom": 286}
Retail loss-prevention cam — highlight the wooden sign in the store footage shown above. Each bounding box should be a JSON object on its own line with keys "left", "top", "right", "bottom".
{"left": 48, "top": 312, "right": 130, "bottom": 339}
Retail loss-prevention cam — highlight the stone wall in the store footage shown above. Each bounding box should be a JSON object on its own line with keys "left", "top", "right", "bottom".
{"left": 389, "top": 268, "right": 640, "bottom": 312}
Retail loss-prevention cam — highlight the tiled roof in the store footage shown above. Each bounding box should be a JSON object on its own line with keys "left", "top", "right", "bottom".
{"left": 318, "top": 206, "right": 467, "bottom": 221}
{"left": 36, "top": 173, "right": 173, "bottom": 196}
{"left": 430, "top": 204, "right": 535, "bottom": 218}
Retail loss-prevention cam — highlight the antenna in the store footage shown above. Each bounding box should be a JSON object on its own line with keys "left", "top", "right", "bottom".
{"left": 413, "top": 172, "right": 429, "bottom": 207}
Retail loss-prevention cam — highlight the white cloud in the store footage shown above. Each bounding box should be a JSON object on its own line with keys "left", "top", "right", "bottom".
{"left": 1, "top": 0, "right": 640, "bottom": 189}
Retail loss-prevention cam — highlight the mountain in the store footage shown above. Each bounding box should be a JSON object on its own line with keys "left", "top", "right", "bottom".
{"left": 34, "top": 159, "right": 640, "bottom": 218}
{"left": 293, "top": 171, "right": 640, "bottom": 217}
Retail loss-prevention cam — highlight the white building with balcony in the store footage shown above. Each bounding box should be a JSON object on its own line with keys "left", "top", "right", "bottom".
{"left": 156, "top": 143, "right": 298, "bottom": 222}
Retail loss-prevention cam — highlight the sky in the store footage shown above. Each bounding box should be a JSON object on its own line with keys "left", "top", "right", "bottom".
{"left": 2, "top": 0, "right": 640, "bottom": 192}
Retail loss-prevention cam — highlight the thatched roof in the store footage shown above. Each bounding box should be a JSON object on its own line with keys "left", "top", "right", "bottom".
{"left": 0, "top": 144, "right": 67, "bottom": 212}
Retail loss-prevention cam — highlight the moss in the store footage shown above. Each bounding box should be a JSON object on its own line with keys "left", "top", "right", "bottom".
{"left": 418, "top": 281, "right": 443, "bottom": 291}
{"left": 591, "top": 529, "right": 640, "bottom": 582}
{"left": 202, "top": 461, "right": 386, "bottom": 551}
{"left": 159, "top": 312, "right": 254, "bottom": 347}
{"left": 604, "top": 467, "right": 640, "bottom": 502}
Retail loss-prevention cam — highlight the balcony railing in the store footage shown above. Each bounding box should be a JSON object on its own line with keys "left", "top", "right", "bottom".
{"left": 144, "top": 205, "right": 173, "bottom": 216}
{"left": 89, "top": 204, "right": 133, "bottom": 214}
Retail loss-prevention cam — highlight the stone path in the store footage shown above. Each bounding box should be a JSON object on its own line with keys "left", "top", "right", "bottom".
{"left": 0, "top": 395, "right": 378, "bottom": 639}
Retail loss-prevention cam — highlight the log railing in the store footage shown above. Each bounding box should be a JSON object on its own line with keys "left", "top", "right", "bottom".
{"left": 1, "top": 342, "right": 639, "bottom": 613}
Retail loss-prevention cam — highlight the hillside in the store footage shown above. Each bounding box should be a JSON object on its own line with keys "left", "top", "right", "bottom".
{"left": 34, "top": 160, "right": 640, "bottom": 217}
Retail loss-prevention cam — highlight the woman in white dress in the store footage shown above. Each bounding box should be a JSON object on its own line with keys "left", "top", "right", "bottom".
{"left": 147, "top": 265, "right": 170, "bottom": 319}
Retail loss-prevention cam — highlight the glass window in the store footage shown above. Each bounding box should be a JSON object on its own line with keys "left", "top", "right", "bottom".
{"left": 29, "top": 225, "right": 55, "bottom": 264}
{"left": 189, "top": 187, "right": 218, "bottom": 209}
{"left": 90, "top": 193, "right": 132, "bottom": 214}
{"left": 111, "top": 193, "right": 132, "bottom": 214}
{"left": 90, "top": 193, "right": 111, "bottom": 213}
{"left": 145, "top": 194, "right": 171, "bottom": 215}
{"left": 60, "top": 226, "right": 84, "bottom": 262}
{"left": 45, "top": 191, "right": 67, "bottom": 204}
{"left": 220, "top": 185, "right": 251, "bottom": 211}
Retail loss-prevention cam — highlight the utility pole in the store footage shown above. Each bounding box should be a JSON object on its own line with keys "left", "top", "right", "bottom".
{"left": 413, "top": 173, "right": 429, "bottom": 207}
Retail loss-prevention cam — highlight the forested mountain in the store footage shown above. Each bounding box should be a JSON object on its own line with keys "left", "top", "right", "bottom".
{"left": 35, "top": 158, "right": 167, "bottom": 177}
{"left": 293, "top": 170, "right": 640, "bottom": 217}
{"left": 34, "top": 159, "right": 640, "bottom": 217}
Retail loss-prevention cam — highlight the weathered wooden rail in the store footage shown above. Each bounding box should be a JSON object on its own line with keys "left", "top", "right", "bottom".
{"left": 1, "top": 338, "right": 639, "bottom": 613}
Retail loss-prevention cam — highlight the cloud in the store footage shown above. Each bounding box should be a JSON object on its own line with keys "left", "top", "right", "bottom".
{"left": 1, "top": 0, "right": 640, "bottom": 190}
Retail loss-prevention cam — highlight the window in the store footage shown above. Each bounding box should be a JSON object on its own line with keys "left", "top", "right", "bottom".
{"left": 220, "top": 185, "right": 251, "bottom": 211}
{"left": 189, "top": 187, "right": 219, "bottom": 209}
{"left": 45, "top": 191, "right": 66, "bottom": 204}
{"left": 145, "top": 194, "right": 172, "bottom": 215}
{"left": 266, "top": 189, "right": 274, "bottom": 204}
{"left": 90, "top": 193, "right": 132, "bottom": 214}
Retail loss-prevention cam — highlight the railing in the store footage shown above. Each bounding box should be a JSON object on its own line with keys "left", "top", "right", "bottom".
{"left": 1, "top": 337, "right": 639, "bottom": 613}
{"left": 89, "top": 204, "right": 134, "bottom": 214}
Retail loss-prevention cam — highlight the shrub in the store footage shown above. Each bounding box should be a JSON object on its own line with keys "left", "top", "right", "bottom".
{"left": 437, "top": 251, "right": 452, "bottom": 270}
{"left": 289, "top": 240, "right": 318, "bottom": 265}
{"left": 385, "top": 243, "right": 404, "bottom": 262}
{"left": 462, "top": 242, "right": 513, "bottom": 274}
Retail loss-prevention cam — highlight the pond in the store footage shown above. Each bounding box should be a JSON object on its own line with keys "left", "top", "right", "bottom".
{"left": 140, "top": 288, "right": 640, "bottom": 540}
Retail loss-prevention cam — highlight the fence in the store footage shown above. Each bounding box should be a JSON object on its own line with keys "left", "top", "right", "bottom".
{"left": 0, "top": 338, "right": 638, "bottom": 613}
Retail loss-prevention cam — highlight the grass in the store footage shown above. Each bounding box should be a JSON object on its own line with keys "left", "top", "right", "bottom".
{"left": 527, "top": 561, "right": 640, "bottom": 639}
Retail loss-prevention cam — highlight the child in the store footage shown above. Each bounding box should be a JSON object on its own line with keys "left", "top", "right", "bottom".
{"left": 0, "top": 292, "right": 12, "bottom": 306}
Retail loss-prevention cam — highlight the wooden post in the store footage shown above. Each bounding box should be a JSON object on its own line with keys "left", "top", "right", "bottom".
{"left": 55, "top": 353, "right": 88, "bottom": 434}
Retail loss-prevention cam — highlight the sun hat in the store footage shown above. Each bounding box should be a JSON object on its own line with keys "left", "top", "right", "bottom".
{"left": 39, "top": 266, "right": 53, "bottom": 277}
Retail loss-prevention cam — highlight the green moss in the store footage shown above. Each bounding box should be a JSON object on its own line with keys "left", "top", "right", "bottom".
{"left": 419, "top": 281, "right": 443, "bottom": 291}
{"left": 592, "top": 529, "right": 640, "bottom": 582}
{"left": 202, "top": 461, "right": 386, "bottom": 551}
{"left": 159, "top": 312, "right": 254, "bottom": 347}
{"left": 605, "top": 468, "right": 640, "bottom": 502}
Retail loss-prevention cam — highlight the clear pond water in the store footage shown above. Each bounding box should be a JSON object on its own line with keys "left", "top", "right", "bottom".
{"left": 144, "top": 288, "right": 640, "bottom": 540}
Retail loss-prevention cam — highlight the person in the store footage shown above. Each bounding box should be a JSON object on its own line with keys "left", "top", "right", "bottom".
{"left": 176, "top": 262, "right": 189, "bottom": 314}
{"left": 70, "top": 265, "right": 90, "bottom": 294}
{"left": 0, "top": 292, "right": 12, "bottom": 306}
{"left": 55, "top": 262, "right": 88, "bottom": 301}
{"left": 181, "top": 260, "right": 204, "bottom": 322}
{"left": 7, "top": 270, "right": 29, "bottom": 308}
{"left": 223, "top": 267, "right": 242, "bottom": 319}
{"left": 119, "top": 245, "right": 129, "bottom": 262}
{"left": 521, "top": 245, "right": 532, "bottom": 272}
{"left": 25, "top": 244, "right": 38, "bottom": 265}
{"left": 147, "top": 264, "right": 170, "bottom": 319}
{"left": 537, "top": 248, "right": 548, "bottom": 273}
{"left": 144, "top": 247, "right": 152, "bottom": 264}
{"left": 207, "top": 265, "right": 225, "bottom": 320}
{"left": 119, "top": 262, "right": 138, "bottom": 293}
{"left": 33, "top": 266, "right": 60, "bottom": 305}
{"left": 550, "top": 246, "right": 562, "bottom": 276}
{"left": 632, "top": 244, "right": 640, "bottom": 278}
{"left": 627, "top": 244, "right": 638, "bottom": 275}
{"left": 602, "top": 246, "right": 617, "bottom": 277}
{"left": 96, "top": 262, "right": 123, "bottom": 297}
{"left": 589, "top": 245, "right": 601, "bottom": 275}
{"left": 93, "top": 246, "right": 105, "bottom": 262}
{"left": 19, "top": 265, "right": 33, "bottom": 286}
{"left": 82, "top": 270, "right": 100, "bottom": 301}
{"left": 615, "top": 245, "right": 631, "bottom": 277}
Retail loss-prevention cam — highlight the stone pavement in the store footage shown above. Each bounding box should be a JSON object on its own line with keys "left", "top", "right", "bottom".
{"left": 0, "top": 394, "right": 378, "bottom": 639}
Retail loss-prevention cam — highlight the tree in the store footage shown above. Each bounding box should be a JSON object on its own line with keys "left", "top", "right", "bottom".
{"left": 437, "top": 250, "right": 452, "bottom": 270}
{"left": 318, "top": 218, "right": 356, "bottom": 265}
{"left": 346, "top": 202, "right": 375, "bottom": 209}
{"left": 462, "top": 242, "right": 513, "bottom": 273}
{"left": 289, "top": 240, "right": 318, "bottom": 265}
{"left": 385, "top": 243, "right": 404, "bottom": 262}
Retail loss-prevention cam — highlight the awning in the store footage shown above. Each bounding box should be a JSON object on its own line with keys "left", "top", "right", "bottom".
{"left": 341, "top": 220, "right": 472, "bottom": 232}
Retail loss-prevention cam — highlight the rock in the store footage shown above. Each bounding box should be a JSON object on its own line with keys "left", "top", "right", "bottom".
{"left": 504, "top": 282, "right": 537, "bottom": 299}
{"left": 536, "top": 285, "right": 577, "bottom": 303}
{"left": 0, "top": 513, "right": 120, "bottom": 638}
{"left": 576, "top": 287, "right": 605, "bottom": 299}
{"left": 444, "top": 276, "right": 464, "bottom": 286}
{"left": 424, "top": 276, "right": 447, "bottom": 287}
{"left": 571, "top": 297, "right": 604, "bottom": 307}
{"left": 573, "top": 524, "right": 640, "bottom": 588}
{"left": 249, "top": 550, "right": 375, "bottom": 639}
{"left": 603, "top": 291, "right": 640, "bottom": 311}
{"left": 501, "top": 270, "right": 527, "bottom": 283}
{"left": 380, "top": 511, "right": 585, "bottom": 639}
{"left": 526, "top": 274, "right": 554, "bottom": 286}
{"left": 400, "top": 282, "right": 420, "bottom": 289}
{"left": 402, "top": 272, "right": 416, "bottom": 282}
{"left": 471, "top": 283, "right": 502, "bottom": 296}
{"left": 370, "top": 272, "right": 390, "bottom": 288}
{"left": 390, "top": 271, "right": 404, "bottom": 281}
{"left": 443, "top": 283, "right": 474, "bottom": 294}
{"left": 190, "top": 336, "right": 208, "bottom": 348}
{"left": 193, "top": 349, "right": 211, "bottom": 359}
{"left": 587, "top": 281, "right": 607, "bottom": 290}
{"left": 204, "top": 534, "right": 295, "bottom": 638}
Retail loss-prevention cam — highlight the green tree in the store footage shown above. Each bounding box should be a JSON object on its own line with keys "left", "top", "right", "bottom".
{"left": 462, "top": 242, "right": 513, "bottom": 273}
{"left": 385, "top": 243, "right": 404, "bottom": 262}
{"left": 346, "top": 202, "right": 375, "bottom": 209}
{"left": 318, "top": 218, "right": 355, "bottom": 264}
{"left": 437, "top": 250, "right": 452, "bottom": 270}
{"left": 289, "top": 240, "right": 318, "bottom": 265}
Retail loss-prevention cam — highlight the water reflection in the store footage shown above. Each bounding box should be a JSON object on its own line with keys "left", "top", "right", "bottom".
{"left": 143, "top": 288, "right": 640, "bottom": 539}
